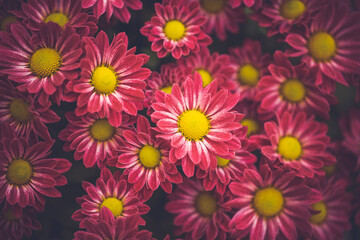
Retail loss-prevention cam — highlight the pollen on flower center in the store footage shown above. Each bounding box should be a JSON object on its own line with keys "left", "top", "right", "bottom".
{"left": 161, "top": 86, "right": 173, "bottom": 94}
{"left": 310, "top": 201, "right": 327, "bottom": 225}
{"left": 238, "top": 64, "right": 259, "bottom": 87}
{"left": 6, "top": 159, "right": 32, "bottom": 185}
{"left": 195, "top": 192, "right": 217, "bottom": 217}
{"left": 90, "top": 119, "right": 115, "bottom": 141}
{"left": 197, "top": 69, "right": 213, "bottom": 87}
{"left": 100, "top": 197, "right": 123, "bottom": 217}
{"left": 178, "top": 110, "right": 210, "bottom": 141}
{"left": 164, "top": 20, "right": 186, "bottom": 41}
{"left": 91, "top": 66, "right": 118, "bottom": 94}
{"left": 30, "top": 48, "right": 61, "bottom": 78}
{"left": 308, "top": 32, "right": 337, "bottom": 62}
{"left": 253, "top": 187, "right": 284, "bottom": 217}
{"left": 139, "top": 145, "right": 161, "bottom": 168}
{"left": 217, "top": 156, "right": 230, "bottom": 167}
{"left": 200, "top": 0, "right": 226, "bottom": 13}
{"left": 9, "top": 98, "right": 32, "bottom": 123}
{"left": 44, "top": 12, "right": 69, "bottom": 27}
{"left": 278, "top": 136, "right": 302, "bottom": 160}
{"left": 280, "top": 79, "right": 306, "bottom": 102}
{"left": 241, "top": 118, "right": 259, "bottom": 136}
{"left": 280, "top": 0, "right": 306, "bottom": 20}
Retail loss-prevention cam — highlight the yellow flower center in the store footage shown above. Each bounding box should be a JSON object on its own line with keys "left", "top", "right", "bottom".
{"left": 2, "top": 208, "right": 18, "bottom": 221}
{"left": 139, "top": 145, "right": 161, "bottom": 168}
{"left": 241, "top": 118, "right": 259, "bottom": 136}
{"left": 7, "top": 159, "right": 32, "bottom": 185}
{"left": 30, "top": 48, "right": 61, "bottom": 78}
{"left": 280, "top": 79, "right": 306, "bottom": 102}
{"left": 200, "top": 0, "right": 226, "bottom": 13}
{"left": 1, "top": 15, "right": 16, "bottom": 31}
{"left": 195, "top": 192, "right": 217, "bottom": 217}
{"left": 237, "top": 64, "right": 259, "bottom": 87}
{"left": 217, "top": 156, "right": 230, "bottom": 167}
{"left": 196, "top": 69, "right": 213, "bottom": 87}
{"left": 100, "top": 197, "right": 123, "bottom": 217}
{"left": 90, "top": 119, "right": 115, "bottom": 141}
{"left": 91, "top": 66, "right": 118, "bottom": 94}
{"left": 9, "top": 98, "right": 32, "bottom": 123}
{"left": 308, "top": 32, "right": 337, "bottom": 62}
{"left": 44, "top": 12, "right": 69, "bottom": 27}
{"left": 178, "top": 110, "right": 210, "bottom": 141}
{"left": 161, "top": 86, "right": 173, "bottom": 94}
{"left": 164, "top": 20, "right": 186, "bottom": 41}
{"left": 280, "top": 0, "right": 306, "bottom": 20}
{"left": 278, "top": 136, "right": 302, "bottom": 161}
{"left": 310, "top": 201, "right": 327, "bottom": 225}
{"left": 253, "top": 187, "right": 284, "bottom": 217}
{"left": 323, "top": 164, "right": 335, "bottom": 176}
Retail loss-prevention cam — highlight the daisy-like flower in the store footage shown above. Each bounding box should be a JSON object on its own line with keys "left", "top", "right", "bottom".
{"left": 0, "top": 0, "right": 19, "bottom": 32}
{"left": 81, "top": 0, "right": 142, "bottom": 22}
{"left": 69, "top": 31, "right": 151, "bottom": 127}
{"left": 0, "top": 137, "right": 71, "bottom": 212}
{"left": 188, "top": 0, "right": 246, "bottom": 41}
{"left": 0, "top": 80, "right": 60, "bottom": 140}
{"left": 285, "top": 1, "right": 360, "bottom": 89}
{"left": 72, "top": 168, "right": 150, "bottom": 228}
{"left": 108, "top": 115, "right": 182, "bottom": 196}
{"left": 256, "top": 51, "right": 334, "bottom": 119}
{"left": 307, "top": 176, "right": 352, "bottom": 240}
{"left": 0, "top": 203, "right": 41, "bottom": 240}
{"left": 229, "top": 39, "right": 271, "bottom": 100}
{"left": 251, "top": 0, "right": 323, "bottom": 36}
{"left": 165, "top": 178, "right": 231, "bottom": 240}
{"left": 261, "top": 111, "right": 336, "bottom": 178}
{"left": 13, "top": 0, "right": 98, "bottom": 36}
{"left": 226, "top": 164, "right": 321, "bottom": 240}
{"left": 340, "top": 109, "right": 360, "bottom": 168}
{"left": 140, "top": 0, "right": 212, "bottom": 59}
{"left": 150, "top": 74, "right": 242, "bottom": 177}
{"left": 58, "top": 111, "right": 128, "bottom": 168}
{"left": 178, "top": 47, "right": 235, "bottom": 89}
{"left": 0, "top": 22, "right": 82, "bottom": 106}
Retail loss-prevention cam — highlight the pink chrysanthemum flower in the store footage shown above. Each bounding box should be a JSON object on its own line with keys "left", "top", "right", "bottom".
{"left": 0, "top": 203, "right": 41, "bottom": 240}
{"left": 165, "top": 178, "right": 231, "bottom": 240}
{"left": 251, "top": 0, "right": 323, "bottom": 36}
{"left": 72, "top": 168, "right": 150, "bottom": 228}
{"left": 0, "top": 137, "right": 71, "bottom": 212}
{"left": 69, "top": 31, "right": 151, "bottom": 127}
{"left": 187, "top": 0, "right": 246, "bottom": 41}
{"left": 307, "top": 177, "right": 352, "bottom": 240}
{"left": 226, "top": 164, "right": 321, "bottom": 240}
{"left": 340, "top": 109, "right": 360, "bottom": 168}
{"left": 13, "top": 0, "right": 98, "bottom": 36}
{"left": 261, "top": 111, "right": 336, "bottom": 178}
{"left": 229, "top": 39, "right": 271, "bottom": 100}
{"left": 140, "top": 0, "right": 212, "bottom": 59}
{"left": 150, "top": 74, "right": 242, "bottom": 177}
{"left": 0, "top": 0, "right": 19, "bottom": 32}
{"left": 108, "top": 115, "right": 182, "bottom": 196}
{"left": 256, "top": 51, "right": 335, "bottom": 119}
{"left": 58, "top": 112, "right": 129, "bottom": 168}
{"left": 178, "top": 47, "right": 235, "bottom": 89}
{"left": 0, "top": 80, "right": 60, "bottom": 140}
{"left": 81, "top": 0, "right": 142, "bottom": 22}
{"left": 285, "top": 2, "right": 360, "bottom": 89}
{"left": 230, "top": 0, "right": 263, "bottom": 8}
{"left": 0, "top": 22, "right": 82, "bottom": 106}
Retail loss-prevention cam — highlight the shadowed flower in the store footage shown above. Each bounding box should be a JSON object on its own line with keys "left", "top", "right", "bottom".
{"left": 230, "top": 0, "right": 263, "bottom": 8}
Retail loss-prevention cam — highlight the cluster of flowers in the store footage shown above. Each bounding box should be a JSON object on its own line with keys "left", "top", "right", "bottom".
{"left": 0, "top": 0, "right": 360, "bottom": 239}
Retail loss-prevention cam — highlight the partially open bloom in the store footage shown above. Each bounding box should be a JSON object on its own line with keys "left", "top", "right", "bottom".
{"left": 140, "top": 0, "right": 212, "bottom": 59}
{"left": 72, "top": 168, "right": 150, "bottom": 228}
{"left": 58, "top": 112, "right": 128, "bottom": 168}
{"left": 151, "top": 74, "right": 242, "bottom": 177}
{"left": 69, "top": 31, "right": 151, "bottom": 127}
{"left": 261, "top": 111, "right": 336, "bottom": 178}
{"left": 165, "top": 178, "right": 231, "bottom": 240}
{"left": 0, "top": 22, "right": 82, "bottom": 106}
{"left": 0, "top": 137, "right": 71, "bottom": 212}
{"left": 226, "top": 164, "right": 321, "bottom": 240}
{"left": 285, "top": 2, "right": 360, "bottom": 90}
